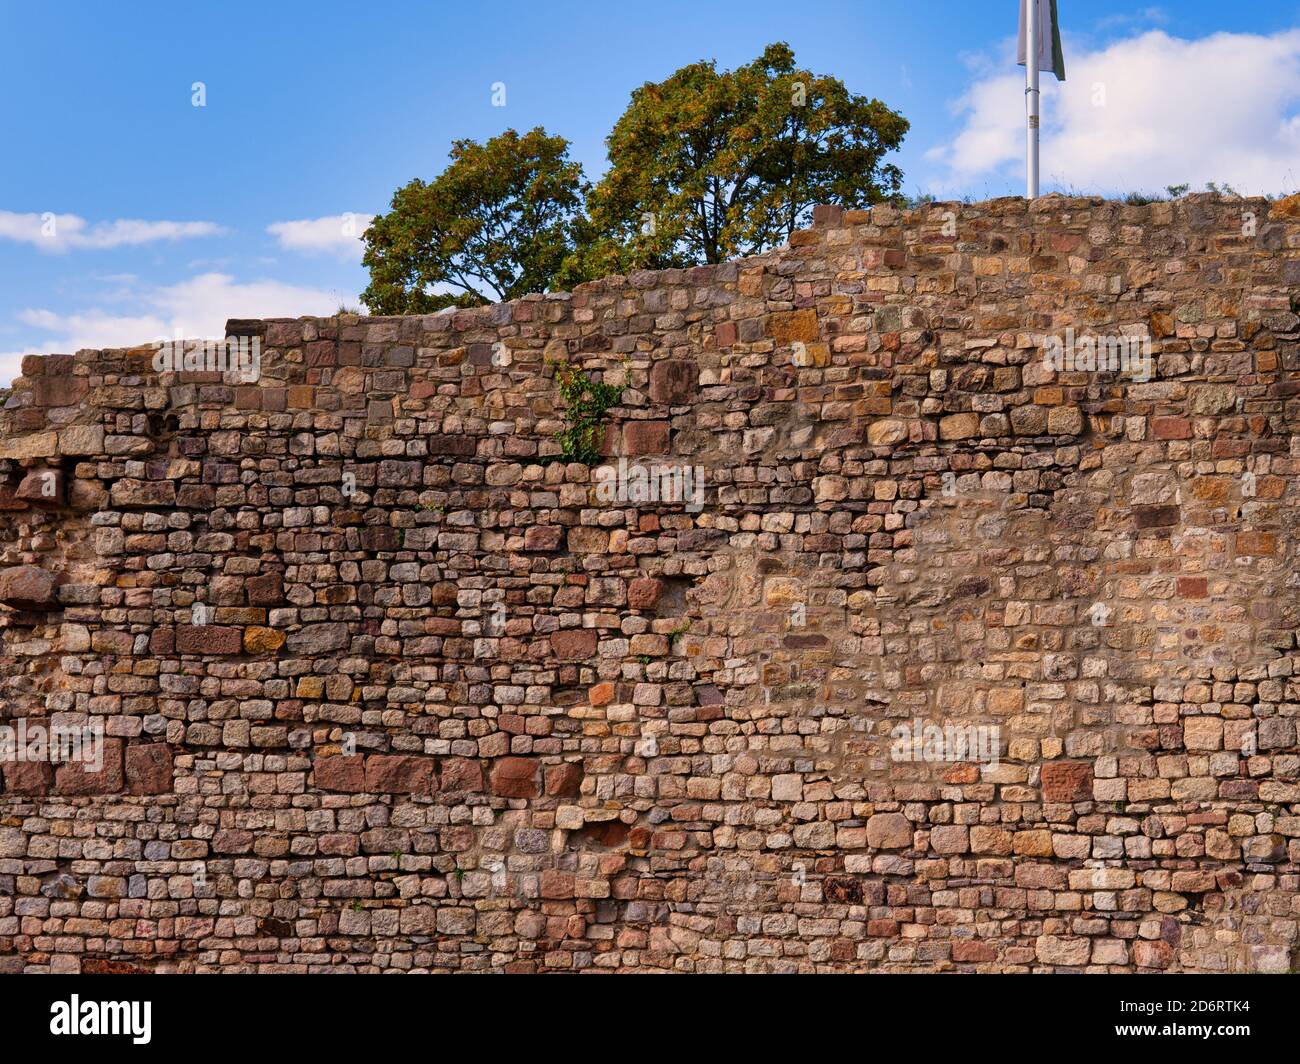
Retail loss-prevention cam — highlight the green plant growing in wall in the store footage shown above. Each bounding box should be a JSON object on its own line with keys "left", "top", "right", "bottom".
{"left": 549, "top": 359, "right": 623, "bottom": 465}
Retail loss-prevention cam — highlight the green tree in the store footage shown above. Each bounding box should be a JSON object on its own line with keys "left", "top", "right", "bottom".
{"left": 557, "top": 42, "right": 908, "bottom": 285}
{"left": 361, "top": 128, "right": 586, "bottom": 313}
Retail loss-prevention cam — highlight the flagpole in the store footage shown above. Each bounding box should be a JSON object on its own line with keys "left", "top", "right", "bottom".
{"left": 1025, "top": 0, "right": 1040, "bottom": 199}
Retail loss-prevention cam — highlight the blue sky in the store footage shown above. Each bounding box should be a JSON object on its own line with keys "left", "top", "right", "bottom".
{"left": 2, "top": 0, "right": 1298, "bottom": 384}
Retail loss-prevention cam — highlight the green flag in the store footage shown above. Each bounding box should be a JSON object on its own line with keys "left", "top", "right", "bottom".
{"left": 1018, "top": 0, "right": 1066, "bottom": 82}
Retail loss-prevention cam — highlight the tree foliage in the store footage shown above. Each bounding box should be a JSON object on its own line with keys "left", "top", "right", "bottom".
{"left": 557, "top": 43, "right": 908, "bottom": 284}
{"left": 361, "top": 44, "right": 908, "bottom": 306}
{"left": 361, "top": 128, "right": 586, "bottom": 314}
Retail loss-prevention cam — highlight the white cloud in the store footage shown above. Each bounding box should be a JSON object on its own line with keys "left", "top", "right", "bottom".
{"left": 0, "top": 210, "right": 225, "bottom": 252}
{"left": 0, "top": 351, "right": 30, "bottom": 388}
{"left": 1, "top": 273, "right": 345, "bottom": 386}
{"left": 267, "top": 213, "right": 373, "bottom": 258}
{"left": 927, "top": 29, "right": 1300, "bottom": 197}
{"left": 144, "top": 273, "right": 345, "bottom": 336}
{"left": 16, "top": 307, "right": 172, "bottom": 350}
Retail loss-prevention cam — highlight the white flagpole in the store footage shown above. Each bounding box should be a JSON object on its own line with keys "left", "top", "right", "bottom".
{"left": 1025, "top": 0, "right": 1040, "bottom": 199}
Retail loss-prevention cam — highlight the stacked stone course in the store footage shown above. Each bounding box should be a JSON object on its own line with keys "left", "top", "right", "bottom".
{"left": 0, "top": 193, "right": 1298, "bottom": 973}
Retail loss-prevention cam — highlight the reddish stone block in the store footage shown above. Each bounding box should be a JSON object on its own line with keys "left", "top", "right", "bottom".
{"left": 1134, "top": 505, "right": 1179, "bottom": 528}
{"left": 318, "top": 833, "right": 359, "bottom": 856}
{"left": 715, "top": 321, "right": 736, "bottom": 349}
{"left": 314, "top": 755, "right": 366, "bottom": 793}
{"left": 489, "top": 756, "right": 539, "bottom": 798}
{"left": 83, "top": 960, "right": 150, "bottom": 975}
{"left": 0, "top": 483, "right": 29, "bottom": 511}
{"left": 212, "top": 829, "right": 255, "bottom": 853}
{"left": 1133, "top": 940, "right": 1175, "bottom": 969}
{"left": 54, "top": 738, "right": 124, "bottom": 796}
{"left": 1236, "top": 531, "right": 1276, "bottom": 556}
{"left": 1041, "top": 761, "right": 1094, "bottom": 803}
{"left": 33, "top": 376, "right": 87, "bottom": 407}
{"left": 1176, "top": 576, "right": 1208, "bottom": 598}
{"left": 246, "top": 573, "right": 283, "bottom": 606}
{"left": 0, "top": 565, "right": 58, "bottom": 610}
{"left": 305, "top": 341, "right": 337, "bottom": 367}
{"left": 265, "top": 322, "right": 304, "bottom": 347}
{"left": 360, "top": 527, "right": 398, "bottom": 551}
{"left": 175, "top": 624, "right": 242, "bottom": 655}
{"left": 440, "top": 757, "right": 483, "bottom": 793}
{"left": 649, "top": 360, "right": 697, "bottom": 404}
{"left": 234, "top": 386, "right": 261, "bottom": 410}
{"left": 364, "top": 754, "right": 434, "bottom": 794}
{"left": 176, "top": 484, "right": 215, "bottom": 509}
{"left": 598, "top": 421, "right": 619, "bottom": 457}
{"left": 16, "top": 469, "right": 64, "bottom": 505}
{"left": 428, "top": 435, "right": 478, "bottom": 456}
{"left": 150, "top": 628, "right": 175, "bottom": 656}
{"left": 11, "top": 408, "right": 46, "bottom": 433}
{"left": 524, "top": 525, "right": 563, "bottom": 551}
{"left": 623, "top": 421, "right": 670, "bottom": 455}
{"left": 125, "top": 744, "right": 173, "bottom": 795}
{"left": 1, "top": 757, "right": 53, "bottom": 795}
{"left": 288, "top": 385, "right": 315, "bottom": 408}
{"left": 627, "top": 578, "right": 663, "bottom": 610}
{"left": 952, "top": 940, "right": 998, "bottom": 963}
{"left": 545, "top": 762, "right": 584, "bottom": 798}
{"left": 92, "top": 628, "right": 133, "bottom": 655}
{"left": 550, "top": 628, "right": 597, "bottom": 660}
{"left": 539, "top": 868, "right": 575, "bottom": 898}
{"left": 110, "top": 478, "right": 176, "bottom": 508}
{"left": 1152, "top": 416, "right": 1192, "bottom": 440}
{"left": 377, "top": 460, "right": 422, "bottom": 487}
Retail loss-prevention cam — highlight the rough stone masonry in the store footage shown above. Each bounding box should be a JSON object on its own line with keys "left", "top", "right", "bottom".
{"left": 1, "top": 193, "right": 1298, "bottom": 974}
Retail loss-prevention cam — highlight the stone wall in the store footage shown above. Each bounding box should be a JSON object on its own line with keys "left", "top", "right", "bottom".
{"left": 1, "top": 193, "right": 1298, "bottom": 973}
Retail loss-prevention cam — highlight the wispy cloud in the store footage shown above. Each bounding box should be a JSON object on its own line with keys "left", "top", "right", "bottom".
{"left": 927, "top": 28, "right": 1300, "bottom": 197}
{"left": 267, "top": 213, "right": 374, "bottom": 258}
{"left": 1095, "top": 7, "right": 1168, "bottom": 32}
{"left": 0, "top": 210, "right": 225, "bottom": 252}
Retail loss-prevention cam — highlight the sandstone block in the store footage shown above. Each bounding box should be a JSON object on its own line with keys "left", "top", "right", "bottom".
{"left": 0, "top": 565, "right": 58, "bottom": 610}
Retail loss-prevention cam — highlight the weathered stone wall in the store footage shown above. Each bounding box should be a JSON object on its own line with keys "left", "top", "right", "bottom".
{"left": 1, "top": 193, "right": 1298, "bottom": 973}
